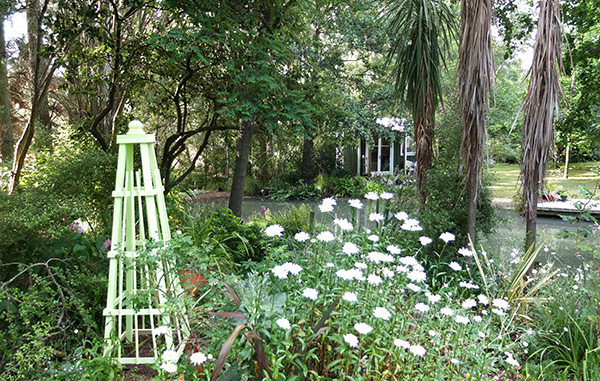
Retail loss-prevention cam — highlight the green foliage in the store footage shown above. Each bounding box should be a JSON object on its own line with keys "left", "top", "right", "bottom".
{"left": 181, "top": 208, "right": 266, "bottom": 268}
{"left": 530, "top": 273, "right": 600, "bottom": 379}
{"left": 557, "top": 1, "right": 600, "bottom": 163}
{"left": 270, "top": 179, "right": 321, "bottom": 201}
{"left": 0, "top": 235, "right": 108, "bottom": 379}
{"left": 384, "top": 0, "right": 455, "bottom": 115}
{"left": 418, "top": 96, "right": 496, "bottom": 247}
{"left": 0, "top": 144, "right": 116, "bottom": 263}
{"left": 257, "top": 204, "right": 313, "bottom": 237}
{"left": 43, "top": 341, "right": 122, "bottom": 381}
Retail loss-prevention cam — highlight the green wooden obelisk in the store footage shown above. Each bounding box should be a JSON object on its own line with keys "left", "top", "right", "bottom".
{"left": 103, "top": 120, "right": 188, "bottom": 364}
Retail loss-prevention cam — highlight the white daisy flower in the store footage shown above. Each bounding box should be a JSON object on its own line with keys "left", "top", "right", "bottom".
{"left": 367, "top": 274, "right": 383, "bottom": 285}
{"left": 394, "top": 339, "right": 410, "bottom": 348}
{"left": 387, "top": 245, "right": 401, "bottom": 254}
{"left": 458, "top": 247, "right": 473, "bottom": 257}
{"left": 419, "top": 236, "right": 432, "bottom": 246}
{"left": 369, "top": 213, "right": 384, "bottom": 222}
{"left": 190, "top": 352, "right": 207, "bottom": 365}
{"left": 153, "top": 325, "right": 169, "bottom": 336}
{"left": 276, "top": 318, "right": 291, "bottom": 330}
{"left": 440, "top": 307, "right": 454, "bottom": 316}
{"left": 334, "top": 218, "right": 353, "bottom": 231}
{"left": 342, "top": 242, "right": 360, "bottom": 255}
{"left": 265, "top": 224, "right": 284, "bottom": 237}
{"left": 343, "top": 333, "right": 359, "bottom": 347}
{"left": 348, "top": 199, "right": 363, "bottom": 209}
{"left": 373, "top": 307, "right": 392, "bottom": 320}
{"left": 455, "top": 315, "right": 470, "bottom": 324}
{"left": 342, "top": 292, "right": 358, "bottom": 302}
{"left": 448, "top": 262, "right": 462, "bottom": 271}
{"left": 399, "top": 256, "right": 419, "bottom": 267}
{"left": 407, "top": 270, "right": 427, "bottom": 283}
{"left": 368, "top": 234, "right": 379, "bottom": 242}
{"left": 319, "top": 203, "right": 334, "bottom": 213}
{"left": 401, "top": 219, "right": 423, "bottom": 231}
{"left": 492, "top": 298, "right": 510, "bottom": 310}
{"left": 322, "top": 197, "right": 337, "bottom": 207}
{"left": 409, "top": 344, "right": 426, "bottom": 357}
{"left": 367, "top": 251, "right": 394, "bottom": 264}
{"left": 394, "top": 211, "right": 409, "bottom": 221}
{"left": 294, "top": 231, "right": 310, "bottom": 242}
{"left": 439, "top": 232, "right": 455, "bottom": 243}
{"left": 406, "top": 283, "right": 421, "bottom": 292}
{"left": 415, "top": 303, "right": 430, "bottom": 313}
{"left": 380, "top": 192, "right": 393, "bottom": 200}
{"left": 162, "top": 350, "right": 178, "bottom": 363}
{"left": 302, "top": 288, "right": 318, "bottom": 301}
{"left": 317, "top": 231, "right": 335, "bottom": 242}
{"left": 160, "top": 362, "right": 177, "bottom": 373}
{"left": 462, "top": 299, "right": 477, "bottom": 309}
{"left": 354, "top": 322, "right": 373, "bottom": 335}
{"left": 271, "top": 265, "right": 288, "bottom": 279}
{"left": 364, "top": 192, "right": 379, "bottom": 200}
{"left": 283, "top": 262, "right": 303, "bottom": 275}
{"left": 478, "top": 294, "right": 489, "bottom": 305}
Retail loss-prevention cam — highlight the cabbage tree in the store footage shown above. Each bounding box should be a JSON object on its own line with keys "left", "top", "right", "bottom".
{"left": 384, "top": 0, "right": 455, "bottom": 203}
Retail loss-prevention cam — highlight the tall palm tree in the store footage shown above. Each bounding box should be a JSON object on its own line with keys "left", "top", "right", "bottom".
{"left": 384, "top": 0, "right": 455, "bottom": 203}
{"left": 458, "top": 0, "right": 494, "bottom": 242}
{"left": 521, "top": 0, "right": 562, "bottom": 252}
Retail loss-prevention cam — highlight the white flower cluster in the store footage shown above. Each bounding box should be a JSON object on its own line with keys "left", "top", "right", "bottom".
{"left": 271, "top": 262, "right": 303, "bottom": 279}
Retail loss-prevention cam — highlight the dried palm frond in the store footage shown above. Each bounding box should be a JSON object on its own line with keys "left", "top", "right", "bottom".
{"left": 521, "top": 0, "right": 563, "bottom": 250}
{"left": 458, "top": 0, "right": 494, "bottom": 240}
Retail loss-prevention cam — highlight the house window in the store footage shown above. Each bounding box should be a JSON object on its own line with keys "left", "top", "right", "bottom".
{"left": 362, "top": 138, "right": 394, "bottom": 176}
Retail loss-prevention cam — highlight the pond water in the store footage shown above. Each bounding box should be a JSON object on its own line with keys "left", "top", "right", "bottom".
{"left": 196, "top": 198, "right": 599, "bottom": 269}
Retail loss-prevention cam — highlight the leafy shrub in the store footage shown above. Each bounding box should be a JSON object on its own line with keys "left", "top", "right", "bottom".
{"left": 0, "top": 233, "right": 109, "bottom": 379}
{"left": 270, "top": 179, "right": 321, "bottom": 200}
{"left": 254, "top": 203, "right": 313, "bottom": 237}
{"left": 0, "top": 146, "right": 116, "bottom": 263}
{"left": 529, "top": 272, "right": 600, "bottom": 379}
{"left": 182, "top": 208, "right": 266, "bottom": 267}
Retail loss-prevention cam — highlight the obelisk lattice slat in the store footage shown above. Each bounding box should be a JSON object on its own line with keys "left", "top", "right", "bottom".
{"left": 103, "top": 120, "right": 188, "bottom": 364}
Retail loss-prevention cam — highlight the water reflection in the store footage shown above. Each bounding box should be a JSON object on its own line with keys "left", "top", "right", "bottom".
{"left": 195, "top": 198, "right": 599, "bottom": 268}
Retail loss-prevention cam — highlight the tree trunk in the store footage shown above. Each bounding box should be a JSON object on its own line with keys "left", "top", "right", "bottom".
{"left": 229, "top": 119, "right": 254, "bottom": 217}
{"left": 0, "top": 16, "right": 12, "bottom": 162}
{"left": 458, "top": 0, "right": 494, "bottom": 244}
{"left": 563, "top": 135, "right": 570, "bottom": 179}
{"left": 524, "top": 166, "right": 540, "bottom": 253}
{"left": 301, "top": 134, "right": 315, "bottom": 184}
{"left": 414, "top": 90, "right": 434, "bottom": 204}
{"left": 256, "top": 130, "right": 269, "bottom": 181}
{"left": 9, "top": 0, "right": 56, "bottom": 193}
{"left": 466, "top": 116, "right": 478, "bottom": 243}
{"left": 28, "top": 0, "right": 51, "bottom": 151}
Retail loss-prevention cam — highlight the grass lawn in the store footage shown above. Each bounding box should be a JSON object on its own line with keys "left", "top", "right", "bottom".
{"left": 489, "top": 162, "right": 600, "bottom": 199}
